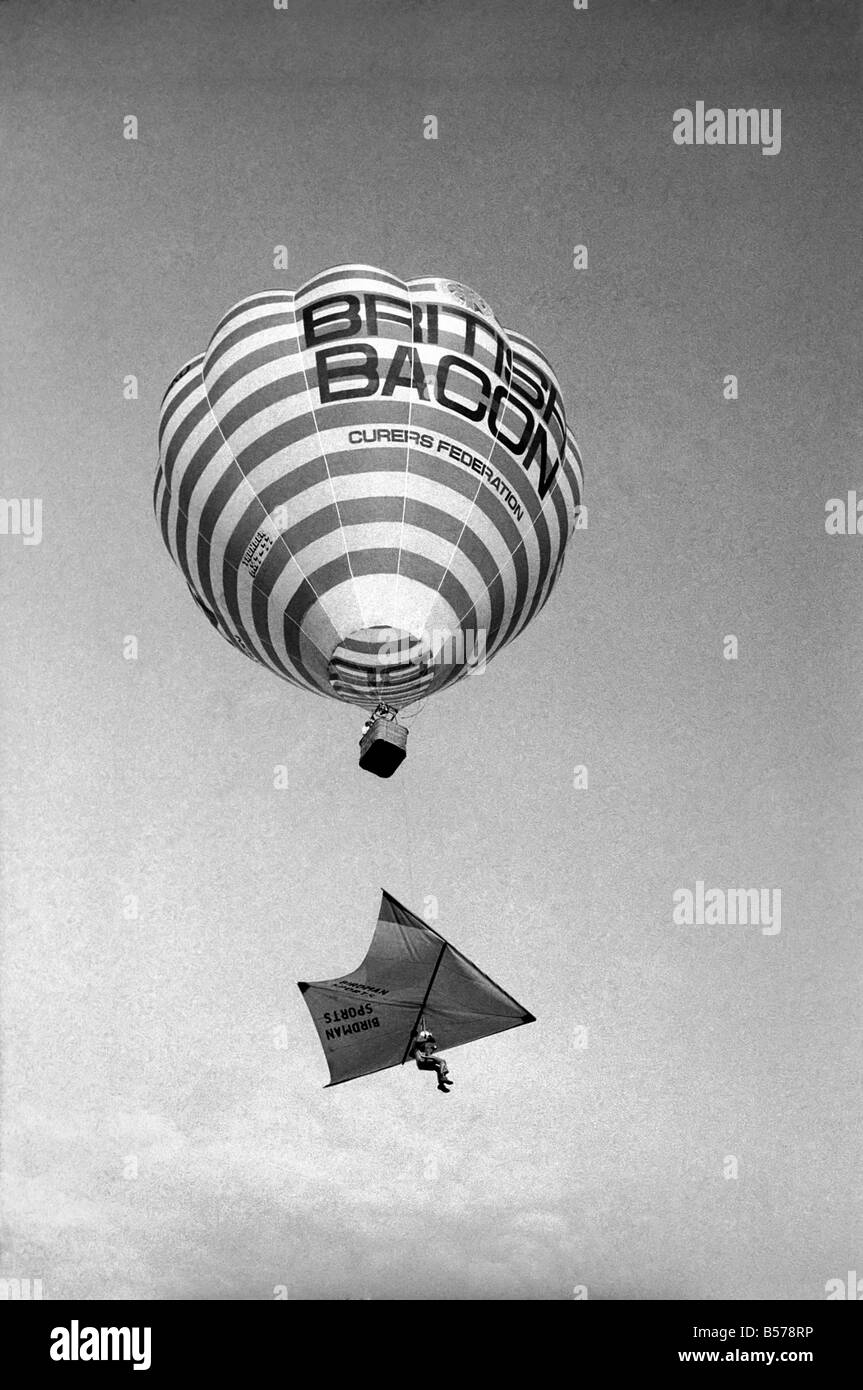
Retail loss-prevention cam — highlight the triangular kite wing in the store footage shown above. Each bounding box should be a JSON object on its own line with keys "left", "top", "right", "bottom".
{"left": 298, "top": 890, "right": 535, "bottom": 1086}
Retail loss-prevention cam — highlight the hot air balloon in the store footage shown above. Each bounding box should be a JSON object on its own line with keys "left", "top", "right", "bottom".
{"left": 155, "top": 265, "right": 583, "bottom": 775}
{"left": 298, "top": 890, "right": 535, "bottom": 1088}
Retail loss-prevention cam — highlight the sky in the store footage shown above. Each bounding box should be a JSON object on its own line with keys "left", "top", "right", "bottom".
{"left": 1, "top": 0, "right": 861, "bottom": 1300}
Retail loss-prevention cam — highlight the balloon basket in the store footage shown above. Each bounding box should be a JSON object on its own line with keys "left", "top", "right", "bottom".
{"left": 358, "top": 718, "right": 409, "bottom": 778}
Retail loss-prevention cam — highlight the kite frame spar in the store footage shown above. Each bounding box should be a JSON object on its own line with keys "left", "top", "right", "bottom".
{"left": 298, "top": 889, "right": 536, "bottom": 1088}
{"left": 398, "top": 937, "right": 447, "bottom": 1066}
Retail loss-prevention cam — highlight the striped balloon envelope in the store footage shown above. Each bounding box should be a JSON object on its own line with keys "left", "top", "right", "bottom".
{"left": 155, "top": 264, "right": 583, "bottom": 730}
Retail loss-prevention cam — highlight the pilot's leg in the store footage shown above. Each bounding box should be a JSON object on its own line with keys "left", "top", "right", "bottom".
{"left": 433, "top": 1056, "right": 451, "bottom": 1089}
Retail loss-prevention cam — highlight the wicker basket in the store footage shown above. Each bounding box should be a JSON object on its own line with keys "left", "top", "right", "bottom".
{"left": 358, "top": 718, "right": 409, "bottom": 778}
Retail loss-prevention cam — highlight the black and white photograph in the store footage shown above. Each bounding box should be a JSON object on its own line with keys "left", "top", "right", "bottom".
{"left": 1, "top": 0, "right": 860, "bottom": 1348}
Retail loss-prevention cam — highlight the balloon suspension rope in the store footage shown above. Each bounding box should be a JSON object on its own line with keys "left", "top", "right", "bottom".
{"left": 396, "top": 754, "right": 419, "bottom": 912}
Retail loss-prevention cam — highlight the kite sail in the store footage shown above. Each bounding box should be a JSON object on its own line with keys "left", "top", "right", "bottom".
{"left": 298, "top": 890, "right": 535, "bottom": 1087}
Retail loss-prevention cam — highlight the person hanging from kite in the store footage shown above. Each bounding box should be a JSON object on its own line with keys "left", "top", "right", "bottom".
{"left": 411, "top": 1019, "right": 452, "bottom": 1093}
{"left": 297, "top": 890, "right": 535, "bottom": 1092}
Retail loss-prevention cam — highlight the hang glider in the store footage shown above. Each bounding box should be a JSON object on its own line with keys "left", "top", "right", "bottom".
{"left": 298, "top": 889, "right": 535, "bottom": 1087}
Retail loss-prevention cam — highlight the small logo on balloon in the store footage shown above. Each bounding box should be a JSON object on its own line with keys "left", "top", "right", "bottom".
{"left": 439, "top": 281, "right": 497, "bottom": 322}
